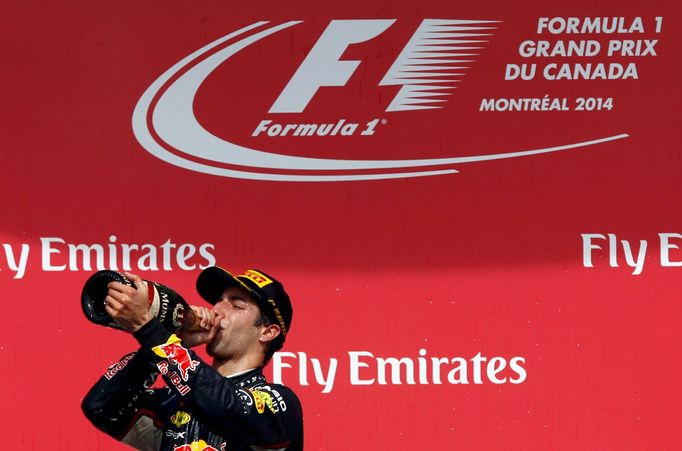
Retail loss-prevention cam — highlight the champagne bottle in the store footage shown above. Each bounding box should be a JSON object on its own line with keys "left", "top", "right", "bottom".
{"left": 81, "top": 270, "right": 199, "bottom": 333}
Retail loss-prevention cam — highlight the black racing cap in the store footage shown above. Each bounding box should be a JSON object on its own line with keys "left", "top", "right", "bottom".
{"left": 196, "top": 267, "right": 292, "bottom": 337}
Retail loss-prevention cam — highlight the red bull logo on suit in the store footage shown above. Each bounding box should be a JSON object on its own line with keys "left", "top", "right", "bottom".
{"left": 153, "top": 335, "right": 200, "bottom": 382}
{"left": 173, "top": 440, "right": 220, "bottom": 451}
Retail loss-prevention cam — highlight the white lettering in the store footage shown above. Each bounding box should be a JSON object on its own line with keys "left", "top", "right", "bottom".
{"left": 199, "top": 243, "right": 216, "bottom": 268}
{"left": 537, "top": 17, "right": 644, "bottom": 35}
{"left": 270, "top": 20, "right": 395, "bottom": 113}
{"left": 349, "top": 351, "right": 375, "bottom": 385}
{"left": 376, "top": 356, "right": 416, "bottom": 385}
{"left": 446, "top": 358, "right": 469, "bottom": 384}
{"left": 621, "top": 239, "right": 647, "bottom": 275}
{"left": 2, "top": 243, "right": 30, "bottom": 279}
{"left": 41, "top": 237, "right": 67, "bottom": 271}
{"left": 582, "top": 233, "right": 605, "bottom": 268}
{"left": 660, "top": 233, "right": 682, "bottom": 267}
{"left": 509, "top": 357, "right": 527, "bottom": 383}
{"left": 486, "top": 357, "right": 507, "bottom": 384}
{"left": 277, "top": 350, "right": 529, "bottom": 391}
{"left": 272, "top": 352, "right": 297, "bottom": 385}
{"left": 176, "top": 244, "right": 196, "bottom": 270}
{"left": 68, "top": 243, "right": 105, "bottom": 270}
{"left": 312, "top": 357, "right": 338, "bottom": 394}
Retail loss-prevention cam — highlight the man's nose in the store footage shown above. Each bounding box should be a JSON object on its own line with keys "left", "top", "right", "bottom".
{"left": 212, "top": 300, "right": 229, "bottom": 314}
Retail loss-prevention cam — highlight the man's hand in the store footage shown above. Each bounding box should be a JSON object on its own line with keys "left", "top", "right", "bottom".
{"left": 180, "top": 306, "right": 221, "bottom": 348}
{"left": 105, "top": 272, "right": 154, "bottom": 333}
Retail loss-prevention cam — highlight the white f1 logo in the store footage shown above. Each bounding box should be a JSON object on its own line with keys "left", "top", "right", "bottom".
{"left": 269, "top": 20, "right": 394, "bottom": 113}
{"left": 269, "top": 19, "right": 497, "bottom": 113}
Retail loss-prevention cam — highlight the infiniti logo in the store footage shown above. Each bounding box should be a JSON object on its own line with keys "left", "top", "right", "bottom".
{"left": 132, "top": 20, "right": 628, "bottom": 182}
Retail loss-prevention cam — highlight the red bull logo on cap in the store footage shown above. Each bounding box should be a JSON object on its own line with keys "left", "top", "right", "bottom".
{"left": 153, "top": 334, "right": 199, "bottom": 382}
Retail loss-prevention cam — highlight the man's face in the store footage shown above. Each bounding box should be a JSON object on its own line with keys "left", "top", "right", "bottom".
{"left": 206, "top": 285, "right": 264, "bottom": 359}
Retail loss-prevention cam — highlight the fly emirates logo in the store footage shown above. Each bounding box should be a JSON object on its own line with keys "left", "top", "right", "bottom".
{"left": 272, "top": 348, "right": 527, "bottom": 393}
{"left": 133, "top": 19, "right": 628, "bottom": 182}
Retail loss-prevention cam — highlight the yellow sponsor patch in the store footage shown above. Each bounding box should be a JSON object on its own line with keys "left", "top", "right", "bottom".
{"left": 250, "top": 389, "right": 276, "bottom": 414}
{"left": 170, "top": 410, "right": 191, "bottom": 428}
{"left": 240, "top": 270, "right": 273, "bottom": 288}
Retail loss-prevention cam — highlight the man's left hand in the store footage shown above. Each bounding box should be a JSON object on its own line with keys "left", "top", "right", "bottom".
{"left": 105, "top": 272, "right": 154, "bottom": 332}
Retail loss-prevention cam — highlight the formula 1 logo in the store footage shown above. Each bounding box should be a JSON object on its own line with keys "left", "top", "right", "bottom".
{"left": 269, "top": 19, "right": 489, "bottom": 113}
{"left": 133, "top": 19, "right": 628, "bottom": 182}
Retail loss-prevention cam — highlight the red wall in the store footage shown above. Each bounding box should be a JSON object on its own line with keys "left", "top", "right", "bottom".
{"left": 1, "top": 0, "right": 680, "bottom": 449}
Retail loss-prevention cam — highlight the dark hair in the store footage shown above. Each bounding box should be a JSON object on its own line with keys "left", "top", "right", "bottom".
{"left": 254, "top": 311, "right": 285, "bottom": 366}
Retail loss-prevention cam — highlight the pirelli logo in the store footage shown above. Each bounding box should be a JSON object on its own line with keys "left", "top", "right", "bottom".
{"left": 268, "top": 298, "right": 288, "bottom": 335}
{"left": 240, "top": 270, "right": 273, "bottom": 288}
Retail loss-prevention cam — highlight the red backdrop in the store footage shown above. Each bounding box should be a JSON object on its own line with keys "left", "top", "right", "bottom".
{"left": 1, "top": 0, "right": 680, "bottom": 449}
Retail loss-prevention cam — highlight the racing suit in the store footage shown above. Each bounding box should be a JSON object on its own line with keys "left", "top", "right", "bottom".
{"left": 82, "top": 319, "right": 303, "bottom": 450}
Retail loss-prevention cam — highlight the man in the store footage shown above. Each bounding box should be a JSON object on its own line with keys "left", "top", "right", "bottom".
{"left": 82, "top": 267, "right": 304, "bottom": 450}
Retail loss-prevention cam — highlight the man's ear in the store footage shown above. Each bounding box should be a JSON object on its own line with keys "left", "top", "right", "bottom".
{"left": 259, "top": 323, "right": 281, "bottom": 344}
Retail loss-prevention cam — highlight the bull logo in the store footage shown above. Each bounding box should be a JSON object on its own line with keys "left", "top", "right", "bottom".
{"left": 153, "top": 334, "right": 199, "bottom": 381}
{"left": 173, "top": 440, "right": 219, "bottom": 451}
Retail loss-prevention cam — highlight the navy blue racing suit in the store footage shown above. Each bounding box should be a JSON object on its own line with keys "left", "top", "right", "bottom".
{"left": 82, "top": 319, "right": 304, "bottom": 450}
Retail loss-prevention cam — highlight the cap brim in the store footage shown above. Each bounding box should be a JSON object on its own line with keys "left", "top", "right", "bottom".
{"left": 196, "top": 266, "right": 260, "bottom": 304}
